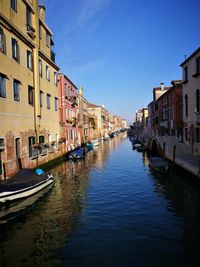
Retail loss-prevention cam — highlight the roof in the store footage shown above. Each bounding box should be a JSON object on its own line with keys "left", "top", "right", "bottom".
{"left": 180, "top": 47, "right": 200, "bottom": 67}
{"left": 88, "top": 103, "right": 101, "bottom": 108}
{"left": 57, "top": 73, "right": 78, "bottom": 90}
{"left": 171, "top": 80, "right": 182, "bottom": 85}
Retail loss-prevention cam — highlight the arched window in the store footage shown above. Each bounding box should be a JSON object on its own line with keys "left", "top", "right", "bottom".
{"left": 185, "top": 94, "right": 188, "bottom": 117}
{"left": 196, "top": 89, "right": 200, "bottom": 112}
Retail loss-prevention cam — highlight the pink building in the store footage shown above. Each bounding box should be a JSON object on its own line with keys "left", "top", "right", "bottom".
{"left": 57, "top": 74, "right": 79, "bottom": 152}
{"left": 149, "top": 81, "right": 183, "bottom": 138}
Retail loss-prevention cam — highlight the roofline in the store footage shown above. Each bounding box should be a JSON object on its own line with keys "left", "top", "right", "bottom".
{"left": 57, "top": 73, "right": 78, "bottom": 90}
{"left": 180, "top": 47, "right": 200, "bottom": 67}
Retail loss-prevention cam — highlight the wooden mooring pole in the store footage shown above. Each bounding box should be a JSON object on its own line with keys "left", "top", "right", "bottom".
{"left": 173, "top": 145, "right": 176, "bottom": 166}
{"left": 163, "top": 142, "right": 166, "bottom": 158}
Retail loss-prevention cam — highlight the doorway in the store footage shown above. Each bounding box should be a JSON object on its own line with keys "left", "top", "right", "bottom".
{"left": 15, "top": 138, "right": 22, "bottom": 170}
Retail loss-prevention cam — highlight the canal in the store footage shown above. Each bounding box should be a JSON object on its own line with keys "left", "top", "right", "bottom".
{"left": 1, "top": 133, "right": 200, "bottom": 267}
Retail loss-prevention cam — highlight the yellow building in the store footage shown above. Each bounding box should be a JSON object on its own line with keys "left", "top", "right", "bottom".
{"left": 0, "top": 0, "right": 60, "bottom": 179}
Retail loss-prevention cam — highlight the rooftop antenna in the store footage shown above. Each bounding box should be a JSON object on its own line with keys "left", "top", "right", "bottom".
{"left": 184, "top": 55, "right": 187, "bottom": 60}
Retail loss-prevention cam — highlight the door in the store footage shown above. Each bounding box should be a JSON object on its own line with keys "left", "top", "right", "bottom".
{"left": 15, "top": 138, "right": 22, "bottom": 169}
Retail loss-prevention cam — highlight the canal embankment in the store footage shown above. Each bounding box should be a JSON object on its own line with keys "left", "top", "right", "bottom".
{"left": 154, "top": 136, "right": 200, "bottom": 178}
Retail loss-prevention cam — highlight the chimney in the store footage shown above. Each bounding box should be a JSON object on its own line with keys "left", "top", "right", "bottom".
{"left": 39, "top": 5, "right": 45, "bottom": 21}
{"left": 160, "top": 82, "right": 164, "bottom": 90}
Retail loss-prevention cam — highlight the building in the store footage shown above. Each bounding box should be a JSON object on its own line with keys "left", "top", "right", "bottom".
{"left": 57, "top": 74, "right": 79, "bottom": 152}
{"left": 180, "top": 47, "right": 200, "bottom": 155}
{"left": 134, "top": 108, "right": 148, "bottom": 141}
{"left": 151, "top": 83, "right": 171, "bottom": 136}
{"left": 88, "top": 103, "right": 110, "bottom": 138}
{"left": 78, "top": 87, "right": 90, "bottom": 144}
{"left": 0, "top": 1, "right": 59, "bottom": 179}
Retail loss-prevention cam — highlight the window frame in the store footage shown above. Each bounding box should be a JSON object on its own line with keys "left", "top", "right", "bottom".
{"left": 46, "top": 65, "right": 50, "bottom": 81}
{"left": 10, "top": 0, "right": 17, "bottom": 12}
{"left": 28, "top": 85, "right": 34, "bottom": 105}
{"left": 0, "top": 74, "right": 6, "bottom": 98}
{"left": 11, "top": 37, "right": 20, "bottom": 62}
{"left": 0, "top": 27, "right": 6, "bottom": 54}
{"left": 26, "top": 5, "right": 32, "bottom": 31}
{"left": 40, "top": 90, "right": 43, "bottom": 107}
{"left": 196, "top": 57, "right": 200, "bottom": 74}
{"left": 54, "top": 97, "right": 58, "bottom": 111}
{"left": 196, "top": 128, "right": 200, "bottom": 143}
{"left": 39, "top": 59, "right": 42, "bottom": 77}
{"left": 47, "top": 93, "right": 51, "bottom": 109}
{"left": 184, "top": 66, "right": 188, "bottom": 82}
{"left": 185, "top": 94, "right": 188, "bottom": 117}
{"left": 54, "top": 72, "right": 57, "bottom": 85}
{"left": 27, "top": 50, "right": 33, "bottom": 70}
{"left": 13, "top": 79, "right": 20, "bottom": 101}
{"left": 46, "top": 32, "right": 50, "bottom": 47}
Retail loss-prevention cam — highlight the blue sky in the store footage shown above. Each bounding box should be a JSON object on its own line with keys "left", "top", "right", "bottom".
{"left": 39, "top": 0, "right": 200, "bottom": 124}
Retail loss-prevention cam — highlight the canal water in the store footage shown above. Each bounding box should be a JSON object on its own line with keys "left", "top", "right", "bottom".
{"left": 1, "top": 133, "right": 200, "bottom": 267}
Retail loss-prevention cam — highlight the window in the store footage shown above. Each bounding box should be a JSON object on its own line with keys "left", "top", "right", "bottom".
{"left": 39, "top": 135, "right": 45, "bottom": 144}
{"left": 46, "top": 65, "right": 50, "bottom": 81}
{"left": 196, "top": 128, "right": 200, "bottom": 143}
{"left": 70, "top": 129, "right": 73, "bottom": 140}
{"left": 54, "top": 97, "right": 58, "bottom": 111}
{"left": 184, "top": 66, "right": 188, "bottom": 82}
{"left": 64, "top": 83, "right": 67, "bottom": 95}
{"left": 11, "top": 38, "right": 20, "bottom": 62}
{"left": 40, "top": 90, "right": 43, "bottom": 107}
{"left": 28, "top": 86, "right": 34, "bottom": 105}
{"left": 29, "top": 136, "right": 36, "bottom": 157}
{"left": 46, "top": 32, "right": 50, "bottom": 47}
{"left": 185, "top": 94, "right": 188, "bottom": 117}
{"left": 0, "top": 74, "right": 6, "bottom": 98}
{"left": 11, "top": 0, "right": 17, "bottom": 12}
{"left": 196, "top": 57, "right": 200, "bottom": 74}
{"left": 54, "top": 72, "right": 57, "bottom": 85}
{"left": 47, "top": 94, "right": 51, "bottom": 109}
{"left": 13, "top": 79, "right": 20, "bottom": 101}
{"left": 196, "top": 89, "right": 200, "bottom": 113}
{"left": 185, "top": 128, "right": 188, "bottom": 141}
{"left": 0, "top": 27, "right": 6, "bottom": 54}
{"left": 27, "top": 50, "right": 33, "bottom": 70}
{"left": 39, "top": 59, "right": 42, "bottom": 77}
{"left": 26, "top": 6, "right": 32, "bottom": 31}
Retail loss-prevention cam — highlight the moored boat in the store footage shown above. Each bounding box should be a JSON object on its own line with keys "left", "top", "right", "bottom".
{"left": 86, "top": 142, "right": 94, "bottom": 151}
{"left": 0, "top": 182, "right": 53, "bottom": 224}
{"left": 91, "top": 139, "right": 100, "bottom": 147}
{"left": 0, "top": 168, "right": 54, "bottom": 204}
{"left": 68, "top": 147, "right": 86, "bottom": 159}
{"left": 149, "top": 156, "right": 170, "bottom": 174}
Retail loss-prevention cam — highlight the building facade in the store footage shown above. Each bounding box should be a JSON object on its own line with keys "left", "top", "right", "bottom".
{"left": 181, "top": 47, "right": 200, "bottom": 155}
{"left": 57, "top": 74, "right": 79, "bottom": 152}
{"left": 0, "top": 1, "right": 60, "bottom": 179}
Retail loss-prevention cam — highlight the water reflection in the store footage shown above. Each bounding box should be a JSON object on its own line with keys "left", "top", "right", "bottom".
{"left": 1, "top": 134, "right": 200, "bottom": 267}
{"left": 0, "top": 134, "right": 127, "bottom": 267}
{"left": 146, "top": 153, "right": 200, "bottom": 267}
